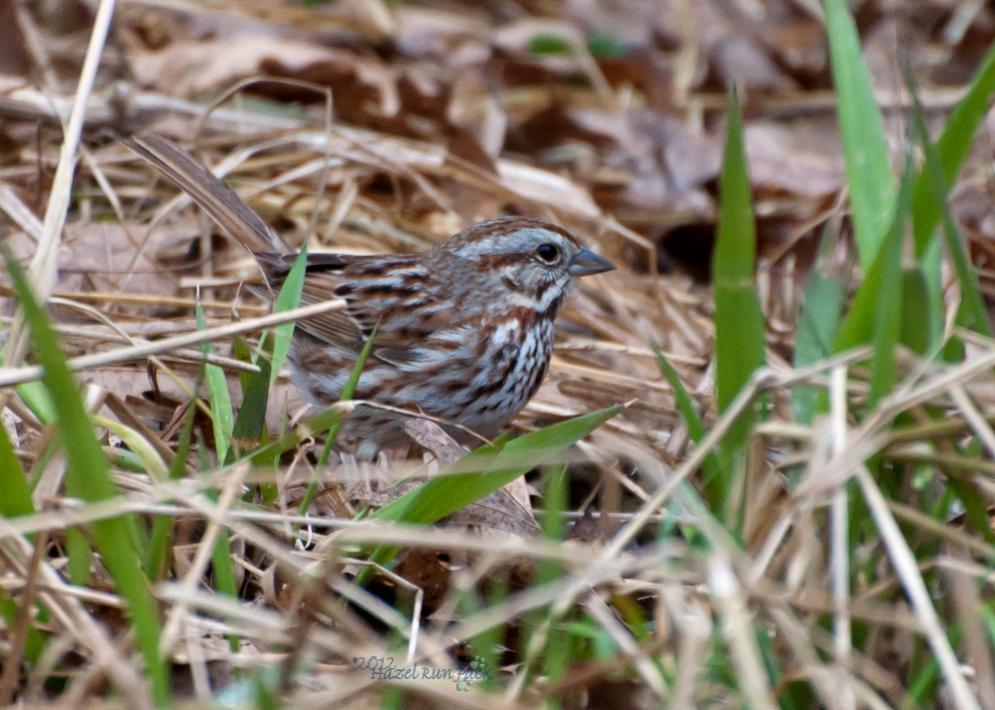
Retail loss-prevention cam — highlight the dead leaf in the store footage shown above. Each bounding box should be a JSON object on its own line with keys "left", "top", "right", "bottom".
{"left": 745, "top": 120, "right": 844, "bottom": 196}
{"left": 130, "top": 34, "right": 399, "bottom": 117}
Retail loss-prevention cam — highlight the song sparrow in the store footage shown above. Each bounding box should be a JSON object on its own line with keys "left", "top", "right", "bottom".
{"left": 126, "top": 134, "right": 615, "bottom": 456}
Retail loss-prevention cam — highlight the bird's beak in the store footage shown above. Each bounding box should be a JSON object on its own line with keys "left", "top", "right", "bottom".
{"left": 567, "top": 248, "right": 616, "bottom": 276}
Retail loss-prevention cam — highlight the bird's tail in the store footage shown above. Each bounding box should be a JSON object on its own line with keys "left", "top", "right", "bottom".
{"left": 124, "top": 133, "right": 288, "bottom": 255}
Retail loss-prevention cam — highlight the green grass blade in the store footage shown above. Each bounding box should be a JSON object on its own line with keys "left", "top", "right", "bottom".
{"left": 539, "top": 465, "right": 568, "bottom": 545}
{"left": 899, "top": 268, "right": 931, "bottom": 354}
{"left": 211, "top": 532, "right": 241, "bottom": 654}
{"left": 863, "top": 158, "right": 915, "bottom": 407}
{"left": 907, "top": 39, "right": 995, "bottom": 347}
{"left": 372, "top": 406, "right": 619, "bottom": 524}
{"left": 824, "top": 0, "right": 897, "bottom": 267}
{"left": 713, "top": 92, "right": 766, "bottom": 520}
{"left": 229, "top": 353, "right": 272, "bottom": 458}
{"left": 301, "top": 323, "right": 379, "bottom": 516}
{"left": 912, "top": 45, "right": 995, "bottom": 254}
{"left": 4, "top": 250, "right": 168, "bottom": 706}
{"left": 355, "top": 406, "right": 618, "bottom": 583}
{"left": 315, "top": 322, "right": 379, "bottom": 469}
{"left": 16, "top": 381, "right": 56, "bottom": 424}
{"left": 0, "top": 594, "right": 45, "bottom": 666}
{"left": 245, "top": 406, "right": 345, "bottom": 465}
{"left": 865, "top": 183, "right": 907, "bottom": 408}
{"left": 228, "top": 250, "right": 306, "bottom": 459}
{"left": 268, "top": 247, "right": 308, "bottom": 388}
{"left": 791, "top": 226, "right": 845, "bottom": 424}
{"left": 946, "top": 440, "right": 995, "bottom": 546}
{"left": 0, "top": 421, "right": 49, "bottom": 664}
{"left": 907, "top": 72, "right": 992, "bottom": 338}
{"left": 95, "top": 416, "right": 169, "bottom": 482}
{"left": 147, "top": 393, "right": 199, "bottom": 580}
{"left": 652, "top": 342, "right": 706, "bottom": 443}
{"left": 0, "top": 420, "right": 34, "bottom": 519}
{"left": 835, "top": 164, "right": 914, "bottom": 410}
{"left": 65, "top": 528, "right": 93, "bottom": 586}
{"left": 651, "top": 342, "right": 722, "bottom": 502}
{"left": 197, "top": 305, "right": 234, "bottom": 462}
{"left": 713, "top": 92, "right": 766, "bottom": 420}
{"left": 529, "top": 465, "right": 571, "bottom": 690}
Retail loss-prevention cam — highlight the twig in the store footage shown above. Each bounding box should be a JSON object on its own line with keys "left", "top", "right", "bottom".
{"left": 0, "top": 299, "right": 344, "bottom": 388}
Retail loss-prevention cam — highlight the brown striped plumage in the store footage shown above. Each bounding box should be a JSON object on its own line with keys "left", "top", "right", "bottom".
{"left": 126, "top": 134, "right": 615, "bottom": 457}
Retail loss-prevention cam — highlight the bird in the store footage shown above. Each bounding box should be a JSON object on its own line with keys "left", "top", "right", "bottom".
{"left": 125, "top": 134, "right": 615, "bottom": 457}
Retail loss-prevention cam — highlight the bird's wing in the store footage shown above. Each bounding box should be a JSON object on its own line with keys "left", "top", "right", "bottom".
{"left": 258, "top": 252, "right": 431, "bottom": 363}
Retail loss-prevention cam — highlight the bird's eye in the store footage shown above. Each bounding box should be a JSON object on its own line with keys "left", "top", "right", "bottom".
{"left": 535, "top": 243, "right": 560, "bottom": 264}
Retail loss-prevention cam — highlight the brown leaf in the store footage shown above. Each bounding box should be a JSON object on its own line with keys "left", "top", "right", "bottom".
{"left": 130, "top": 34, "right": 399, "bottom": 117}
{"left": 58, "top": 221, "right": 179, "bottom": 297}
{"left": 745, "top": 120, "right": 844, "bottom": 196}
{"left": 683, "top": 0, "right": 796, "bottom": 91}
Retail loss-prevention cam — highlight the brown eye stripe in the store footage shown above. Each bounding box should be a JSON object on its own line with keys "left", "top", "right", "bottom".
{"left": 474, "top": 253, "right": 529, "bottom": 271}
